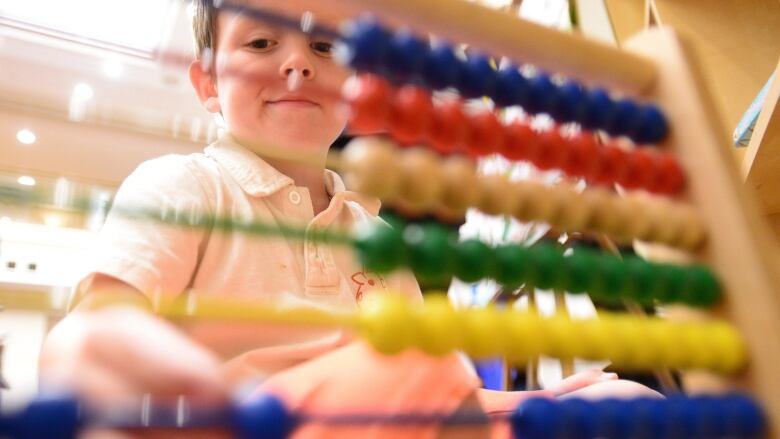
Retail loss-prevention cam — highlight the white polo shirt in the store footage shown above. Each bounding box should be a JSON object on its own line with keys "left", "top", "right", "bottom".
{"left": 76, "top": 135, "right": 422, "bottom": 381}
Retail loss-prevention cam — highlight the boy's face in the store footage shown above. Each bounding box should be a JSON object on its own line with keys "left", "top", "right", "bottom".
{"left": 192, "top": 0, "right": 352, "bottom": 154}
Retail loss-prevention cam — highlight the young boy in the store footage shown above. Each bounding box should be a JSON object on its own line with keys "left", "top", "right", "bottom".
{"left": 40, "top": 1, "right": 659, "bottom": 438}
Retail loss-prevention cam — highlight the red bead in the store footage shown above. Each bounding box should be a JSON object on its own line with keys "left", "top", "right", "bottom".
{"left": 562, "top": 132, "right": 599, "bottom": 179}
{"left": 389, "top": 85, "right": 433, "bottom": 145}
{"left": 653, "top": 153, "right": 685, "bottom": 194}
{"left": 429, "top": 100, "right": 469, "bottom": 154}
{"left": 344, "top": 74, "right": 392, "bottom": 135}
{"left": 501, "top": 121, "right": 538, "bottom": 162}
{"left": 467, "top": 111, "right": 505, "bottom": 157}
{"left": 619, "top": 149, "right": 655, "bottom": 190}
{"left": 533, "top": 128, "right": 569, "bottom": 171}
{"left": 589, "top": 144, "right": 628, "bottom": 187}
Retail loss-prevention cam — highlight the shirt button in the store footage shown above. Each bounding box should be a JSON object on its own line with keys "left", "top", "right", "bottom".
{"left": 288, "top": 190, "right": 302, "bottom": 205}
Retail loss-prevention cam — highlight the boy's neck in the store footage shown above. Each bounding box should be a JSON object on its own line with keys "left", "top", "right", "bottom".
{"left": 267, "top": 158, "right": 331, "bottom": 215}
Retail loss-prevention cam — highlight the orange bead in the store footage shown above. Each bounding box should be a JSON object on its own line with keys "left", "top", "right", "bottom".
{"left": 501, "top": 121, "right": 539, "bottom": 162}
{"left": 467, "top": 111, "right": 505, "bottom": 157}
{"left": 389, "top": 85, "right": 433, "bottom": 145}
{"left": 429, "top": 99, "right": 469, "bottom": 154}
{"left": 344, "top": 74, "right": 393, "bottom": 135}
{"left": 533, "top": 128, "right": 569, "bottom": 171}
{"left": 561, "top": 132, "right": 599, "bottom": 179}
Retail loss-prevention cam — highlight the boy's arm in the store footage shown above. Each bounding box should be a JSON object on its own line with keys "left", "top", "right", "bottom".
{"left": 40, "top": 274, "right": 230, "bottom": 417}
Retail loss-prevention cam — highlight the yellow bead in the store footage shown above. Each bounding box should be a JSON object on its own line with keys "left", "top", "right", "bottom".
{"left": 504, "top": 312, "right": 546, "bottom": 364}
{"left": 437, "top": 156, "right": 480, "bottom": 218}
{"left": 341, "top": 137, "right": 401, "bottom": 200}
{"left": 358, "top": 293, "right": 414, "bottom": 355}
{"left": 542, "top": 315, "right": 579, "bottom": 359}
{"left": 417, "top": 295, "right": 460, "bottom": 356}
{"left": 652, "top": 321, "right": 687, "bottom": 368}
{"left": 477, "top": 175, "right": 518, "bottom": 216}
{"left": 398, "top": 147, "right": 444, "bottom": 213}
{"left": 461, "top": 306, "right": 504, "bottom": 359}
{"left": 577, "top": 319, "right": 613, "bottom": 361}
{"left": 708, "top": 322, "right": 747, "bottom": 373}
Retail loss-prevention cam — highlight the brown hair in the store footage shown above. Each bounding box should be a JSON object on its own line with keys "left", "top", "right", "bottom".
{"left": 191, "top": 0, "right": 218, "bottom": 58}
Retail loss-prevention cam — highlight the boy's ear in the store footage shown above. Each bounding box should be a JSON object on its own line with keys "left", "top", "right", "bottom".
{"left": 189, "top": 59, "right": 221, "bottom": 114}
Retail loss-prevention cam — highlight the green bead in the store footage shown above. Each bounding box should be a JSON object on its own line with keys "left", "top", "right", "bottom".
{"left": 526, "top": 244, "right": 565, "bottom": 290}
{"left": 681, "top": 266, "right": 722, "bottom": 306}
{"left": 354, "top": 223, "right": 405, "bottom": 273}
{"left": 404, "top": 224, "right": 455, "bottom": 284}
{"left": 622, "top": 257, "right": 658, "bottom": 305}
{"left": 592, "top": 254, "right": 628, "bottom": 304}
{"left": 562, "top": 249, "right": 597, "bottom": 293}
{"left": 454, "top": 239, "right": 493, "bottom": 283}
{"left": 492, "top": 244, "right": 530, "bottom": 286}
{"left": 656, "top": 264, "right": 687, "bottom": 303}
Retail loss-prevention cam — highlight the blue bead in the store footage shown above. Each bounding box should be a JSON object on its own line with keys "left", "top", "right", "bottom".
{"left": 723, "top": 394, "right": 766, "bottom": 438}
{"left": 628, "top": 398, "right": 667, "bottom": 439}
{"left": 512, "top": 398, "right": 563, "bottom": 439}
{"left": 10, "top": 394, "right": 80, "bottom": 439}
{"left": 553, "top": 82, "right": 587, "bottom": 123}
{"left": 579, "top": 88, "right": 615, "bottom": 131}
{"left": 526, "top": 73, "right": 559, "bottom": 115}
{"left": 559, "top": 399, "right": 598, "bottom": 439}
{"left": 665, "top": 396, "right": 696, "bottom": 439}
{"left": 423, "top": 44, "right": 461, "bottom": 90}
{"left": 634, "top": 104, "right": 668, "bottom": 144}
{"left": 493, "top": 64, "right": 529, "bottom": 108}
{"left": 594, "top": 399, "right": 633, "bottom": 439}
{"left": 458, "top": 52, "right": 496, "bottom": 99}
{"left": 341, "top": 15, "right": 392, "bottom": 73}
{"left": 387, "top": 30, "right": 428, "bottom": 82}
{"left": 691, "top": 395, "right": 726, "bottom": 438}
{"left": 607, "top": 99, "right": 642, "bottom": 137}
{"left": 233, "top": 393, "right": 296, "bottom": 439}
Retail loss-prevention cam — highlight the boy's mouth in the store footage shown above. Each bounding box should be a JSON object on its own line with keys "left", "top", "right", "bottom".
{"left": 266, "top": 95, "right": 320, "bottom": 108}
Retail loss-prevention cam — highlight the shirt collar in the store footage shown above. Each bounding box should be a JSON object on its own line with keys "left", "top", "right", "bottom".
{"left": 204, "top": 135, "right": 378, "bottom": 214}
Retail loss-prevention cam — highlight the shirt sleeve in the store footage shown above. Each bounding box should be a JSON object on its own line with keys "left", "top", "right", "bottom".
{"left": 73, "top": 155, "right": 212, "bottom": 303}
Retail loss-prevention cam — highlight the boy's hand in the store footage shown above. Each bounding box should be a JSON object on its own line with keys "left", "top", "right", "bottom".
{"left": 40, "top": 302, "right": 231, "bottom": 438}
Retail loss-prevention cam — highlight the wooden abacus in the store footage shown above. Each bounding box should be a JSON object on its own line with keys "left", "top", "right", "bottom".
{"left": 1, "top": 0, "right": 779, "bottom": 437}
{"left": 334, "top": 0, "right": 780, "bottom": 436}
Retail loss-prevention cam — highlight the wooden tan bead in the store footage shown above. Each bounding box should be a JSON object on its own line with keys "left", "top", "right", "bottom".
{"left": 534, "top": 185, "right": 568, "bottom": 226}
{"left": 437, "top": 156, "right": 480, "bottom": 217}
{"left": 513, "top": 181, "right": 549, "bottom": 222}
{"left": 398, "top": 147, "right": 444, "bottom": 212}
{"left": 606, "top": 196, "right": 636, "bottom": 243}
{"left": 622, "top": 194, "right": 655, "bottom": 239}
{"left": 341, "top": 137, "right": 401, "bottom": 200}
{"left": 477, "top": 174, "right": 518, "bottom": 216}
{"left": 646, "top": 199, "right": 679, "bottom": 244}
{"left": 581, "top": 188, "right": 619, "bottom": 233}
{"left": 673, "top": 206, "right": 707, "bottom": 249}
{"left": 556, "top": 188, "right": 595, "bottom": 232}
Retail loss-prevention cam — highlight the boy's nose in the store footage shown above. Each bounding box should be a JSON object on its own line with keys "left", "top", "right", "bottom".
{"left": 279, "top": 50, "right": 316, "bottom": 82}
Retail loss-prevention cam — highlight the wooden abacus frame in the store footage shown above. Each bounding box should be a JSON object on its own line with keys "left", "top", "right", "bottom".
{"left": 341, "top": 0, "right": 780, "bottom": 435}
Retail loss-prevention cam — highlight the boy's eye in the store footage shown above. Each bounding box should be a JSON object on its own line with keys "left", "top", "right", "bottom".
{"left": 248, "top": 39, "right": 277, "bottom": 51}
{"left": 310, "top": 41, "right": 334, "bottom": 57}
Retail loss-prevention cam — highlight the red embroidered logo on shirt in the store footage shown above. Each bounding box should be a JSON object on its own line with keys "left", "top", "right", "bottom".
{"left": 350, "top": 269, "right": 387, "bottom": 303}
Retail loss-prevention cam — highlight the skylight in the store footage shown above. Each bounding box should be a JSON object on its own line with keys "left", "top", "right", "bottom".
{"left": 0, "top": 0, "right": 176, "bottom": 55}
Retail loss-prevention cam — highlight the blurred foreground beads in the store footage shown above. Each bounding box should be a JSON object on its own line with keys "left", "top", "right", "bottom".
{"left": 511, "top": 395, "right": 765, "bottom": 439}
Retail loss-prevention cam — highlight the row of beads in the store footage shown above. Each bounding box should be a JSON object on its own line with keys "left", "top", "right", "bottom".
{"left": 512, "top": 396, "right": 765, "bottom": 439}
{"left": 339, "top": 15, "right": 669, "bottom": 144}
{"left": 354, "top": 222, "right": 721, "bottom": 307}
{"left": 344, "top": 74, "right": 685, "bottom": 195}
{"left": 341, "top": 138, "right": 705, "bottom": 250}
{"left": 0, "top": 392, "right": 293, "bottom": 439}
{"left": 358, "top": 294, "right": 744, "bottom": 373}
